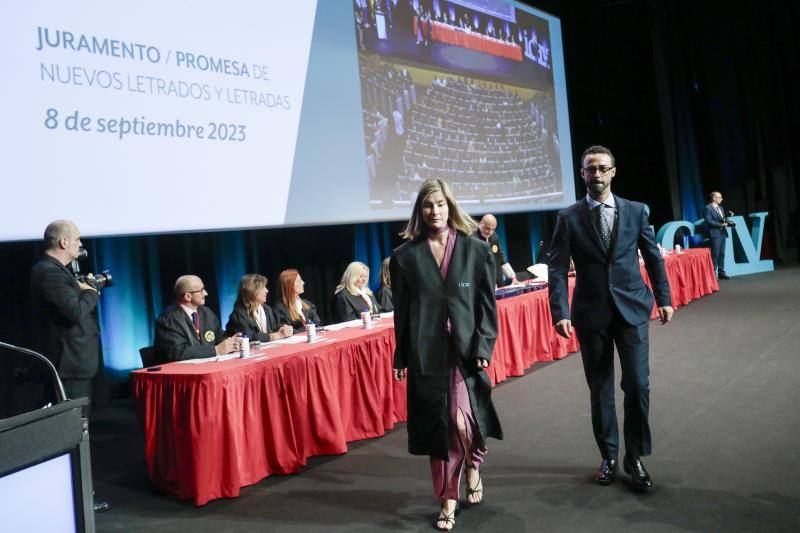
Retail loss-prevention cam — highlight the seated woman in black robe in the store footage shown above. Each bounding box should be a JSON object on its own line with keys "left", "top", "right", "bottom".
{"left": 225, "top": 274, "right": 293, "bottom": 342}
{"left": 375, "top": 257, "right": 393, "bottom": 312}
{"left": 332, "top": 261, "right": 379, "bottom": 322}
{"left": 274, "top": 269, "right": 322, "bottom": 330}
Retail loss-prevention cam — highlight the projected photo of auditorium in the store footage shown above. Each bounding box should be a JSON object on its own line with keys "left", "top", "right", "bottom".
{"left": 354, "top": 0, "right": 564, "bottom": 208}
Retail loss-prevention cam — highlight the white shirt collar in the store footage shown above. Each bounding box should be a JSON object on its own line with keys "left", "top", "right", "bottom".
{"left": 586, "top": 194, "right": 616, "bottom": 209}
{"left": 180, "top": 304, "right": 198, "bottom": 318}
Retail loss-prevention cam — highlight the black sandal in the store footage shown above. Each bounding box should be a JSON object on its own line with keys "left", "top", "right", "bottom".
{"left": 436, "top": 502, "right": 458, "bottom": 531}
{"left": 466, "top": 466, "right": 483, "bottom": 504}
{"left": 436, "top": 508, "right": 456, "bottom": 530}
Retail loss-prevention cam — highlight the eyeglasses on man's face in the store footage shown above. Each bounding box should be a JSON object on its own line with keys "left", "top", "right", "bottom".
{"left": 188, "top": 287, "right": 206, "bottom": 294}
{"left": 581, "top": 165, "right": 615, "bottom": 175}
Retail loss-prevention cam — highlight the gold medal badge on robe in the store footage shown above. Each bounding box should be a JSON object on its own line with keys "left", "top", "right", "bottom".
{"left": 492, "top": 244, "right": 499, "bottom": 253}
{"left": 203, "top": 330, "right": 215, "bottom": 343}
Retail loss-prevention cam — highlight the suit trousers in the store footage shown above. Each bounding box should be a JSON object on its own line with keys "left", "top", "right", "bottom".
{"left": 63, "top": 378, "right": 92, "bottom": 418}
{"left": 576, "top": 307, "right": 652, "bottom": 460}
{"left": 709, "top": 235, "right": 727, "bottom": 276}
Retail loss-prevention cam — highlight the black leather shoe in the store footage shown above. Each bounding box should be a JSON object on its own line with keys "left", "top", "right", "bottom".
{"left": 623, "top": 456, "right": 653, "bottom": 491}
{"left": 93, "top": 499, "right": 111, "bottom": 512}
{"left": 594, "top": 458, "right": 617, "bottom": 485}
{"left": 718, "top": 273, "right": 731, "bottom": 279}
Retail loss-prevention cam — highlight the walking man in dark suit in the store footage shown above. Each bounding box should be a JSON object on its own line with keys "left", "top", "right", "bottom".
{"left": 704, "top": 191, "right": 731, "bottom": 279}
{"left": 548, "top": 146, "right": 674, "bottom": 491}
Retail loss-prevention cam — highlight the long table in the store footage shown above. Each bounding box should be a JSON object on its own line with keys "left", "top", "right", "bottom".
{"left": 131, "top": 248, "right": 717, "bottom": 505}
{"left": 413, "top": 18, "right": 523, "bottom": 62}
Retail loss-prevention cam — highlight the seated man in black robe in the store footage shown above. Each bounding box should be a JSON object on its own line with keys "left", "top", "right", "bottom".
{"left": 154, "top": 275, "right": 241, "bottom": 362}
{"left": 474, "top": 214, "right": 518, "bottom": 286}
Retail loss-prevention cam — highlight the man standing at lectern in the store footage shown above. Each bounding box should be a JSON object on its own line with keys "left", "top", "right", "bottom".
{"left": 548, "top": 146, "right": 673, "bottom": 491}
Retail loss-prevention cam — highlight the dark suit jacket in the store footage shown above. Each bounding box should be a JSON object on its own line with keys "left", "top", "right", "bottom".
{"left": 375, "top": 286, "right": 394, "bottom": 312}
{"left": 704, "top": 203, "right": 727, "bottom": 238}
{"left": 391, "top": 232, "right": 502, "bottom": 459}
{"left": 30, "top": 255, "right": 101, "bottom": 380}
{"left": 274, "top": 299, "right": 322, "bottom": 330}
{"left": 154, "top": 305, "right": 226, "bottom": 362}
{"left": 225, "top": 304, "right": 281, "bottom": 342}
{"left": 548, "top": 195, "right": 671, "bottom": 330}
{"left": 332, "top": 290, "right": 379, "bottom": 323}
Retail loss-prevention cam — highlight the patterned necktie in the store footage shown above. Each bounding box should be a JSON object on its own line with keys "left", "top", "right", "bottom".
{"left": 191, "top": 311, "right": 200, "bottom": 339}
{"left": 594, "top": 205, "right": 612, "bottom": 251}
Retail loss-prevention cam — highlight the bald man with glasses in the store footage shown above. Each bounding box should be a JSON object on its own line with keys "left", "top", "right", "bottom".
{"left": 154, "top": 275, "right": 241, "bottom": 363}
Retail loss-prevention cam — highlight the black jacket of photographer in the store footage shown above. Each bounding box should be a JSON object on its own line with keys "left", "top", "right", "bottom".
{"left": 30, "top": 255, "right": 101, "bottom": 380}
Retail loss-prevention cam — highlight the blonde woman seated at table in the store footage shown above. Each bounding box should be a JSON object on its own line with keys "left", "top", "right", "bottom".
{"left": 375, "top": 257, "right": 393, "bottom": 312}
{"left": 332, "top": 261, "right": 379, "bottom": 322}
{"left": 274, "top": 269, "right": 322, "bottom": 330}
{"left": 225, "top": 274, "right": 293, "bottom": 342}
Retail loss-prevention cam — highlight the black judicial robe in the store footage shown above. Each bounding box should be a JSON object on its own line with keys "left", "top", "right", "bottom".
{"left": 390, "top": 232, "right": 503, "bottom": 460}
{"left": 375, "top": 286, "right": 394, "bottom": 313}
{"left": 154, "top": 305, "right": 226, "bottom": 362}
{"left": 225, "top": 303, "right": 282, "bottom": 342}
{"left": 274, "top": 299, "right": 323, "bottom": 330}
{"left": 332, "top": 290, "right": 379, "bottom": 323}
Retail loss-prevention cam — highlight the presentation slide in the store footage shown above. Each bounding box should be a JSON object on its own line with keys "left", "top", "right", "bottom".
{"left": 0, "top": 0, "right": 574, "bottom": 242}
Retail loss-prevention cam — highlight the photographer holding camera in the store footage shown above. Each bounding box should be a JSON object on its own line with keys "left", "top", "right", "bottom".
{"left": 30, "top": 220, "right": 112, "bottom": 513}
{"left": 30, "top": 220, "right": 103, "bottom": 412}
{"left": 704, "top": 192, "right": 733, "bottom": 279}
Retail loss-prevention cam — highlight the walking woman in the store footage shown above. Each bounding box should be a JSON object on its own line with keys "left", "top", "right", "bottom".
{"left": 391, "top": 179, "right": 502, "bottom": 530}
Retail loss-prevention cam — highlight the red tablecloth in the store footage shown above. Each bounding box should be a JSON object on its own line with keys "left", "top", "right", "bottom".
{"left": 414, "top": 18, "right": 523, "bottom": 62}
{"left": 131, "top": 249, "right": 717, "bottom": 505}
{"left": 645, "top": 248, "right": 719, "bottom": 318}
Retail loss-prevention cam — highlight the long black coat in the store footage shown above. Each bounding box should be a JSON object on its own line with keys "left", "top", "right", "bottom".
{"left": 390, "top": 232, "right": 503, "bottom": 459}
{"left": 225, "top": 304, "right": 282, "bottom": 342}
{"left": 30, "top": 255, "right": 100, "bottom": 380}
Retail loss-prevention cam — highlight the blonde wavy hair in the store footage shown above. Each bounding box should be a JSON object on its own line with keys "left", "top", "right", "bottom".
{"left": 334, "top": 261, "right": 374, "bottom": 296}
{"left": 401, "top": 179, "right": 478, "bottom": 240}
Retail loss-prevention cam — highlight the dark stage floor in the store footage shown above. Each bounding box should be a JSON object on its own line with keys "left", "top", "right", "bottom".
{"left": 92, "top": 266, "right": 800, "bottom": 532}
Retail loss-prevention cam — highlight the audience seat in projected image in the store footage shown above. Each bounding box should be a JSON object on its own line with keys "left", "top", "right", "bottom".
{"left": 397, "top": 78, "right": 559, "bottom": 204}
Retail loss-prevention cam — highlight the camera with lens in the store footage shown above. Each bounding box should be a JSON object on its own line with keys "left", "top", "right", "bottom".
{"left": 70, "top": 248, "right": 113, "bottom": 291}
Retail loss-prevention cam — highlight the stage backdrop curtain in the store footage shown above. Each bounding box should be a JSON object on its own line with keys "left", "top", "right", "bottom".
{"left": 354, "top": 222, "right": 396, "bottom": 291}
{"left": 528, "top": 212, "right": 546, "bottom": 264}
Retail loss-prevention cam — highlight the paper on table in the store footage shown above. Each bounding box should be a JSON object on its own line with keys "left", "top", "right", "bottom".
{"left": 176, "top": 353, "right": 239, "bottom": 364}
{"left": 324, "top": 319, "right": 363, "bottom": 331}
{"left": 272, "top": 335, "right": 313, "bottom": 345}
